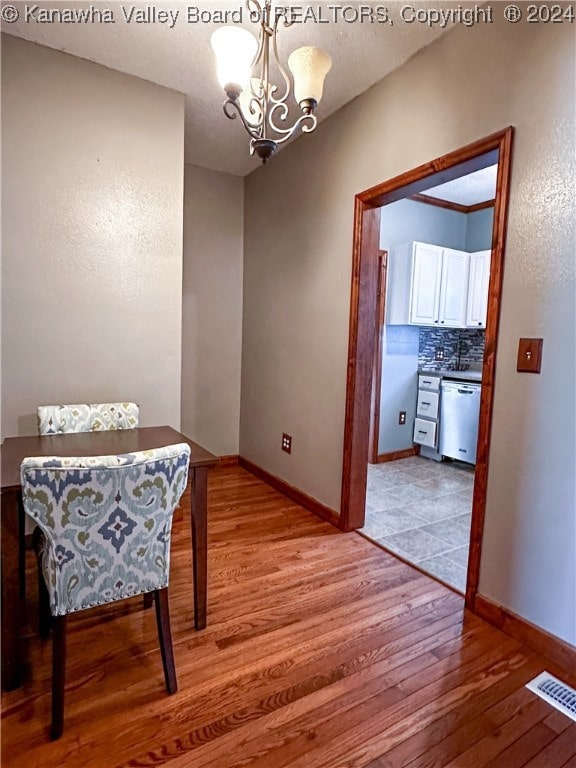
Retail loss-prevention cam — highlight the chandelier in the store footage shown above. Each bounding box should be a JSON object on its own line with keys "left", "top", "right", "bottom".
{"left": 211, "top": 0, "right": 332, "bottom": 163}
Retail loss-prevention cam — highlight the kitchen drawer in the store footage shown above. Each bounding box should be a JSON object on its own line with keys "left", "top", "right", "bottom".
{"left": 417, "top": 390, "right": 439, "bottom": 419}
{"left": 413, "top": 418, "right": 437, "bottom": 448}
{"left": 418, "top": 374, "right": 441, "bottom": 391}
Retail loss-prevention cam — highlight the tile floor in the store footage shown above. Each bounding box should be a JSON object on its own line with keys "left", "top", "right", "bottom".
{"left": 360, "top": 455, "right": 474, "bottom": 593}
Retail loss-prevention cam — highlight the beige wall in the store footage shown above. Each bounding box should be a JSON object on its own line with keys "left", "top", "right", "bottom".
{"left": 181, "top": 164, "right": 243, "bottom": 456}
{"left": 242, "top": 17, "right": 575, "bottom": 644}
{"left": 1, "top": 35, "right": 184, "bottom": 437}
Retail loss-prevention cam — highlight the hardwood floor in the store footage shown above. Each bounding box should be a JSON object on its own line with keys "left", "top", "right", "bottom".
{"left": 2, "top": 466, "right": 575, "bottom": 767}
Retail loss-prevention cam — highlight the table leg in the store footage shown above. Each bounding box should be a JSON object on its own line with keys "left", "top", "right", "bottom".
{"left": 1, "top": 489, "right": 22, "bottom": 690}
{"left": 189, "top": 467, "right": 208, "bottom": 631}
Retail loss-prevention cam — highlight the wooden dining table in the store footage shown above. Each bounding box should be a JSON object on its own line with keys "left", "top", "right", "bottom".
{"left": 0, "top": 425, "right": 218, "bottom": 691}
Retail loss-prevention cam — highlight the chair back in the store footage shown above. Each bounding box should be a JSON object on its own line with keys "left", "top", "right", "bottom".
{"left": 37, "top": 402, "right": 140, "bottom": 435}
{"left": 20, "top": 443, "right": 190, "bottom": 616}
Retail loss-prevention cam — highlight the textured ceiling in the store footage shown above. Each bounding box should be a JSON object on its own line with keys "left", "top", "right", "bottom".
{"left": 423, "top": 165, "right": 498, "bottom": 205}
{"left": 6, "top": 1, "right": 470, "bottom": 176}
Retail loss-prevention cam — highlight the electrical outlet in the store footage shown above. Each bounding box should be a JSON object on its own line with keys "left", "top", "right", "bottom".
{"left": 398, "top": 411, "right": 406, "bottom": 426}
{"left": 282, "top": 433, "right": 292, "bottom": 454}
{"left": 435, "top": 347, "right": 444, "bottom": 361}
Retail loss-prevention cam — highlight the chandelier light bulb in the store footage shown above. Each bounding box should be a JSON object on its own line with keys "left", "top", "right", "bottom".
{"left": 288, "top": 46, "right": 332, "bottom": 109}
{"left": 211, "top": 27, "right": 258, "bottom": 95}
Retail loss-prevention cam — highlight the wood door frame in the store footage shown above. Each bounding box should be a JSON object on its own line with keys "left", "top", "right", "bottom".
{"left": 339, "top": 127, "right": 514, "bottom": 611}
{"left": 368, "top": 250, "right": 387, "bottom": 464}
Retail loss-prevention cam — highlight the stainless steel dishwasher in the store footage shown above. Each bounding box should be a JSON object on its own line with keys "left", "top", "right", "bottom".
{"left": 439, "top": 380, "right": 482, "bottom": 464}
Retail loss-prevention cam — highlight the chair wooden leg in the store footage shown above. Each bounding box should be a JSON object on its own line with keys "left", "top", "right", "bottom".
{"left": 154, "top": 589, "right": 177, "bottom": 695}
{"left": 51, "top": 616, "right": 67, "bottom": 740}
{"left": 18, "top": 495, "right": 26, "bottom": 600}
{"left": 143, "top": 592, "right": 154, "bottom": 609}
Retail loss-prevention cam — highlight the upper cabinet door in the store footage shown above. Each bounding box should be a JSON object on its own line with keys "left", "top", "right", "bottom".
{"left": 409, "top": 243, "right": 443, "bottom": 325}
{"left": 438, "top": 248, "right": 470, "bottom": 327}
{"left": 466, "top": 250, "right": 491, "bottom": 327}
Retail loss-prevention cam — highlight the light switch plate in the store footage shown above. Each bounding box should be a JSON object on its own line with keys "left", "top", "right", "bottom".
{"left": 517, "top": 338, "right": 543, "bottom": 373}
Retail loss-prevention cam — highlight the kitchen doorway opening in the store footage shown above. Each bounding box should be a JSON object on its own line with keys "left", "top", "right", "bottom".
{"left": 363, "top": 170, "right": 496, "bottom": 594}
{"left": 339, "top": 128, "right": 514, "bottom": 610}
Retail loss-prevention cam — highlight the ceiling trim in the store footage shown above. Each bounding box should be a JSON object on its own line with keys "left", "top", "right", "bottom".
{"left": 408, "top": 193, "right": 496, "bottom": 213}
{"left": 466, "top": 198, "right": 497, "bottom": 212}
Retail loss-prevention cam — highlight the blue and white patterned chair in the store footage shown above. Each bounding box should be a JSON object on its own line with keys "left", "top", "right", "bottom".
{"left": 20, "top": 443, "right": 191, "bottom": 740}
{"left": 37, "top": 402, "right": 140, "bottom": 435}
{"left": 30, "top": 403, "right": 139, "bottom": 591}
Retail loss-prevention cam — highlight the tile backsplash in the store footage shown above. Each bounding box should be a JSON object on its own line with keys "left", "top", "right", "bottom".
{"left": 418, "top": 327, "right": 485, "bottom": 370}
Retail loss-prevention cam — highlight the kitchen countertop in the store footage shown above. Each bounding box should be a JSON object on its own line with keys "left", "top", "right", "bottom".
{"left": 418, "top": 368, "right": 483, "bottom": 382}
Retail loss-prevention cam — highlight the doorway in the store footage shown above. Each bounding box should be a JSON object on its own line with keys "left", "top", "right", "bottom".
{"left": 362, "top": 168, "right": 496, "bottom": 593}
{"left": 339, "top": 128, "right": 514, "bottom": 609}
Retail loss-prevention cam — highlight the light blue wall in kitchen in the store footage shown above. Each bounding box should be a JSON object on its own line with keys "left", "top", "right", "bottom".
{"left": 378, "top": 325, "right": 420, "bottom": 454}
{"left": 379, "top": 199, "right": 467, "bottom": 252}
{"left": 465, "top": 207, "right": 494, "bottom": 251}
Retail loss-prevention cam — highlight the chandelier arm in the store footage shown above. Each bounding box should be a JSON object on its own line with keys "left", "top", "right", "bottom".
{"left": 247, "top": 75, "right": 262, "bottom": 101}
{"left": 298, "top": 116, "right": 318, "bottom": 134}
{"left": 245, "top": 76, "right": 267, "bottom": 135}
{"left": 280, "top": 2, "right": 294, "bottom": 29}
{"left": 259, "top": 1, "right": 271, "bottom": 140}
{"left": 267, "top": 100, "right": 289, "bottom": 129}
{"left": 248, "top": 0, "right": 266, "bottom": 73}
{"left": 243, "top": 11, "right": 268, "bottom": 141}
{"left": 268, "top": 10, "right": 291, "bottom": 106}
{"left": 223, "top": 98, "right": 262, "bottom": 140}
{"left": 246, "top": 0, "right": 263, "bottom": 21}
{"left": 245, "top": 93, "right": 265, "bottom": 128}
{"left": 267, "top": 108, "right": 318, "bottom": 144}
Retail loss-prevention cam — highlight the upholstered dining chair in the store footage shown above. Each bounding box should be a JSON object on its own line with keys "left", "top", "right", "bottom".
{"left": 37, "top": 402, "right": 140, "bottom": 435}
{"left": 20, "top": 443, "right": 191, "bottom": 740}
{"left": 20, "top": 403, "right": 141, "bottom": 604}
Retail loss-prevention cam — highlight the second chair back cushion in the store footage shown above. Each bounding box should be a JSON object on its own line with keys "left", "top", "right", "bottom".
{"left": 37, "top": 403, "right": 140, "bottom": 435}
{"left": 20, "top": 443, "right": 190, "bottom": 616}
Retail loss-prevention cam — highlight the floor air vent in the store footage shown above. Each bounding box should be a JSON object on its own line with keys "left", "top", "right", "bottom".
{"left": 526, "top": 672, "right": 576, "bottom": 722}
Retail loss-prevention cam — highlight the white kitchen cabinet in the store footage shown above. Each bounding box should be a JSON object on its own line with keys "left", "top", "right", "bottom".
{"left": 413, "top": 418, "right": 436, "bottom": 448}
{"left": 409, "top": 242, "right": 469, "bottom": 327}
{"left": 416, "top": 390, "right": 439, "bottom": 419}
{"left": 384, "top": 242, "right": 415, "bottom": 325}
{"left": 466, "top": 249, "right": 491, "bottom": 328}
{"left": 386, "top": 241, "right": 476, "bottom": 328}
{"left": 413, "top": 372, "right": 442, "bottom": 449}
{"left": 437, "top": 248, "right": 470, "bottom": 327}
{"left": 418, "top": 374, "right": 440, "bottom": 391}
{"left": 409, "top": 243, "right": 443, "bottom": 325}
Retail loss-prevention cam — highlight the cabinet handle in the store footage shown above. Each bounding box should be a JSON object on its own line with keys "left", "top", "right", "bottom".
{"left": 417, "top": 430, "right": 427, "bottom": 435}
{"left": 478, "top": 322, "right": 482, "bottom": 326}
{"left": 421, "top": 401, "right": 431, "bottom": 406}
{"left": 440, "top": 320, "right": 445, "bottom": 324}
{"left": 434, "top": 320, "right": 439, "bottom": 324}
